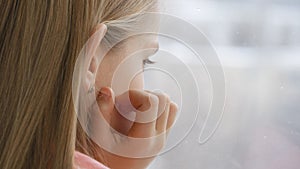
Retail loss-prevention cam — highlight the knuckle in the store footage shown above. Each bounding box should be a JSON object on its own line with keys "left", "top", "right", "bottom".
{"left": 148, "top": 93, "right": 159, "bottom": 105}
{"left": 155, "top": 92, "right": 170, "bottom": 104}
{"left": 161, "top": 92, "right": 170, "bottom": 101}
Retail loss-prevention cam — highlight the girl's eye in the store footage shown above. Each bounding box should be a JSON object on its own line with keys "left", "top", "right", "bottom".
{"left": 143, "top": 58, "right": 155, "bottom": 67}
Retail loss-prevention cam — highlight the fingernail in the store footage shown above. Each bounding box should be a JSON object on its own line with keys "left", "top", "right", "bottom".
{"left": 119, "top": 110, "right": 136, "bottom": 122}
{"left": 100, "top": 87, "right": 111, "bottom": 97}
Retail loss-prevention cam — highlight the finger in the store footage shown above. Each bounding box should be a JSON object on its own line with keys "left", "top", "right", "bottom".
{"left": 111, "top": 107, "right": 135, "bottom": 135}
{"left": 113, "top": 90, "right": 161, "bottom": 138}
{"left": 166, "top": 101, "right": 178, "bottom": 131}
{"left": 115, "top": 90, "right": 159, "bottom": 123}
{"left": 145, "top": 91, "right": 168, "bottom": 122}
{"left": 115, "top": 90, "right": 151, "bottom": 112}
{"left": 155, "top": 97, "right": 170, "bottom": 133}
{"left": 128, "top": 121, "right": 156, "bottom": 138}
{"left": 128, "top": 93, "right": 159, "bottom": 138}
{"left": 96, "top": 87, "right": 115, "bottom": 123}
{"left": 144, "top": 91, "right": 170, "bottom": 133}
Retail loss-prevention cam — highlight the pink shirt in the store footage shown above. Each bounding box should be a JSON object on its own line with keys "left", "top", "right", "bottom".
{"left": 74, "top": 151, "right": 109, "bottom": 169}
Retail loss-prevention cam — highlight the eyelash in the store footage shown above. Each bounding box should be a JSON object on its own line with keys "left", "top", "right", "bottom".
{"left": 143, "top": 58, "right": 155, "bottom": 66}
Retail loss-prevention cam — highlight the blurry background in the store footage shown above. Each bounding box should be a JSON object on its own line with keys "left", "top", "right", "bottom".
{"left": 147, "top": 0, "right": 300, "bottom": 168}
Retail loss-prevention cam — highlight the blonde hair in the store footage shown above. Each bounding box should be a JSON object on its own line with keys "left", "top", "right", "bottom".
{"left": 0, "top": 1, "right": 157, "bottom": 169}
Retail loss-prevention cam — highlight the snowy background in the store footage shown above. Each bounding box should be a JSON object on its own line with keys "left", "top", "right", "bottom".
{"left": 146, "top": 0, "right": 300, "bottom": 168}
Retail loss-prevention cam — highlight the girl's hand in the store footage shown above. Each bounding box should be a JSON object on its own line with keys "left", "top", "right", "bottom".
{"left": 94, "top": 87, "right": 178, "bottom": 169}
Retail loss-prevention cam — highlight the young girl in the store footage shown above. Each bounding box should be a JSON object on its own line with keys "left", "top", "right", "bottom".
{"left": 0, "top": 0, "right": 177, "bottom": 169}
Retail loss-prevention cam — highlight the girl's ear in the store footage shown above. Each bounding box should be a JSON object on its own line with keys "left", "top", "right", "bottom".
{"left": 85, "top": 23, "right": 107, "bottom": 92}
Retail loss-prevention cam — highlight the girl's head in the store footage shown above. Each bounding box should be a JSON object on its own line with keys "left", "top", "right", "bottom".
{"left": 0, "top": 1, "right": 158, "bottom": 169}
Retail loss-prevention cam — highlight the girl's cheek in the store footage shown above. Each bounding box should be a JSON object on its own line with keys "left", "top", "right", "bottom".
{"left": 129, "top": 73, "right": 144, "bottom": 90}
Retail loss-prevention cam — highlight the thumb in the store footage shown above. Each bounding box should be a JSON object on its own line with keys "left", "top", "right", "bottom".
{"left": 96, "top": 87, "right": 115, "bottom": 118}
{"left": 97, "top": 87, "right": 134, "bottom": 135}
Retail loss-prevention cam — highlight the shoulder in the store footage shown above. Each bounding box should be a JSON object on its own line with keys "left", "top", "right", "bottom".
{"left": 74, "top": 151, "right": 109, "bottom": 169}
